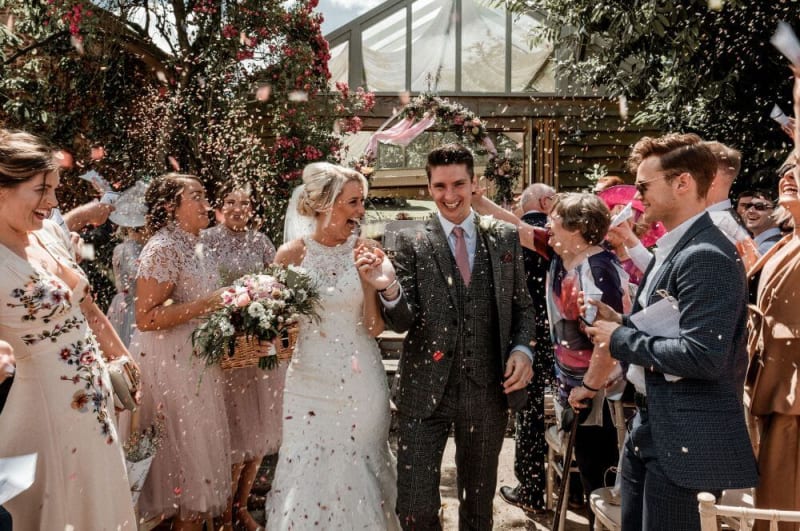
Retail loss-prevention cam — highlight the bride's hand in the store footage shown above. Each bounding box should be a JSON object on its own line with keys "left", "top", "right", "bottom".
{"left": 354, "top": 245, "right": 396, "bottom": 291}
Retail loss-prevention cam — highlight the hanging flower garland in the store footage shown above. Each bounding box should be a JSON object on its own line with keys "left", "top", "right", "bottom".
{"left": 483, "top": 151, "right": 522, "bottom": 206}
{"left": 352, "top": 92, "right": 496, "bottom": 176}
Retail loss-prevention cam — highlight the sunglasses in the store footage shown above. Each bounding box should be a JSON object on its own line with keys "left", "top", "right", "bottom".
{"left": 739, "top": 202, "right": 772, "bottom": 212}
{"left": 634, "top": 175, "right": 667, "bottom": 196}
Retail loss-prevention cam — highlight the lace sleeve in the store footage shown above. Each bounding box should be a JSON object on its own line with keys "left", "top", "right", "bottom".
{"left": 137, "top": 234, "right": 182, "bottom": 284}
{"left": 260, "top": 233, "right": 277, "bottom": 265}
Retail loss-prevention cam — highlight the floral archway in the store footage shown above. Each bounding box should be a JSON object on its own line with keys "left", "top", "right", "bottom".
{"left": 351, "top": 93, "right": 521, "bottom": 204}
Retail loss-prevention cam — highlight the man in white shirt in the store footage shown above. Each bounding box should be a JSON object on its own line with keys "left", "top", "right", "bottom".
{"left": 585, "top": 133, "right": 758, "bottom": 531}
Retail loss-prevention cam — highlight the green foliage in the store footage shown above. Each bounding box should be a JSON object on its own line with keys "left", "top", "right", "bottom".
{"left": 504, "top": 0, "right": 800, "bottom": 182}
{"left": 0, "top": 0, "right": 372, "bottom": 241}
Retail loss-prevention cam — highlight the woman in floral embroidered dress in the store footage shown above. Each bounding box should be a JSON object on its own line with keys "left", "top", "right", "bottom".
{"left": 0, "top": 129, "right": 137, "bottom": 529}
{"left": 129, "top": 173, "right": 232, "bottom": 530}
{"left": 200, "top": 182, "right": 282, "bottom": 530}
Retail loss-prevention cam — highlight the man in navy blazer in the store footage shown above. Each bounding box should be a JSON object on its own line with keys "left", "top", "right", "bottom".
{"left": 585, "top": 133, "right": 758, "bottom": 531}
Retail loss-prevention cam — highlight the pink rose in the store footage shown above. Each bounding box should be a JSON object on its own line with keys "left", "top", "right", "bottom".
{"left": 234, "top": 291, "right": 251, "bottom": 307}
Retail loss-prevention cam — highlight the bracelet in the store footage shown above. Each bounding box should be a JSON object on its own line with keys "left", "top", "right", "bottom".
{"left": 581, "top": 381, "right": 600, "bottom": 393}
{"left": 378, "top": 278, "right": 399, "bottom": 293}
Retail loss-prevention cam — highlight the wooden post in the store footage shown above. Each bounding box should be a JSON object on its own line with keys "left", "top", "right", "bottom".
{"left": 697, "top": 492, "right": 719, "bottom": 531}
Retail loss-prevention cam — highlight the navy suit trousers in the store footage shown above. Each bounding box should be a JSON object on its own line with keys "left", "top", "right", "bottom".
{"left": 621, "top": 412, "right": 721, "bottom": 531}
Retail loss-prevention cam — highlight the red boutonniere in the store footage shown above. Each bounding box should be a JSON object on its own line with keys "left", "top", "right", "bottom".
{"left": 501, "top": 250, "right": 513, "bottom": 264}
{"left": 432, "top": 350, "right": 444, "bottom": 362}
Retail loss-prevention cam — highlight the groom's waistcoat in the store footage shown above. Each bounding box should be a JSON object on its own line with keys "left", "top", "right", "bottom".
{"left": 449, "top": 232, "right": 502, "bottom": 385}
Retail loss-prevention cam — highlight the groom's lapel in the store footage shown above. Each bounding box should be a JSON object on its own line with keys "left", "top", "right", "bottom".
{"left": 425, "top": 217, "right": 458, "bottom": 307}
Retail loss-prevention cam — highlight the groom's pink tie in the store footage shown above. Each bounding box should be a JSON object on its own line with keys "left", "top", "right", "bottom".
{"left": 452, "top": 226, "right": 471, "bottom": 286}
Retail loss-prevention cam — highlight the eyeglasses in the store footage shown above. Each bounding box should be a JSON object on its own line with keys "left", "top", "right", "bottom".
{"left": 739, "top": 202, "right": 773, "bottom": 212}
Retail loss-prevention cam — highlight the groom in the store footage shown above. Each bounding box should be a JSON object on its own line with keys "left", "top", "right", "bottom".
{"left": 380, "top": 143, "right": 536, "bottom": 530}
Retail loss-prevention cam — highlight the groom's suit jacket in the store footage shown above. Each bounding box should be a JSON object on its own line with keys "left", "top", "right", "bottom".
{"left": 383, "top": 214, "right": 536, "bottom": 419}
{"left": 610, "top": 213, "right": 758, "bottom": 490}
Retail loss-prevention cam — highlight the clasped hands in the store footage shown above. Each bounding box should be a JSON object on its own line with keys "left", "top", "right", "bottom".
{"left": 354, "top": 243, "right": 397, "bottom": 292}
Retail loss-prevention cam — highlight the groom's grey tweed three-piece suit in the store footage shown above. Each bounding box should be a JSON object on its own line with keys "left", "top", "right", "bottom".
{"left": 383, "top": 214, "right": 536, "bottom": 531}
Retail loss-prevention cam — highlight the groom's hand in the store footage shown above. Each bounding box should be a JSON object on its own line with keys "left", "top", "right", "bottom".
{"left": 503, "top": 350, "right": 533, "bottom": 393}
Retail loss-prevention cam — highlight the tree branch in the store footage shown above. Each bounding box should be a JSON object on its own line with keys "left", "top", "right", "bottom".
{"left": 3, "top": 30, "right": 69, "bottom": 66}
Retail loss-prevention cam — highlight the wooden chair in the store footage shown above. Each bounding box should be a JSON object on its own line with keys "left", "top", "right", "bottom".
{"left": 587, "top": 400, "right": 630, "bottom": 531}
{"left": 590, "top": 487, "right": 621, "bottom": 531}
{"left": 698, "top": 491, "right": 800, "bottom": 531}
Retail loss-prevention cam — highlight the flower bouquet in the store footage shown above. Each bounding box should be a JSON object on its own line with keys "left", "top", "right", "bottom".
{"left": 123, "top": 415, "right": 165, "bottom": 505}
{"left": 192, "top": 264, "right": 320, "bottom": 370}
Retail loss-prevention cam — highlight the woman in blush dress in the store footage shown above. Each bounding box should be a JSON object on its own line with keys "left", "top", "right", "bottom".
{"left": 265, "top": 163, "right": 400, "bottom": 530}
{"left": 0, "top": 129, "right": 136, "bottom": 529}
{"left": 130, "top": 173, "right": 231, "bottom": 530}
{"left": 201, "top": 182, "right": 283, "bottom": 530}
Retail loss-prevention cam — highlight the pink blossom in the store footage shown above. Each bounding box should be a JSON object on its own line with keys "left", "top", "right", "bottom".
{"left": 235, "top": 291, "right": 252, "bottom": 307}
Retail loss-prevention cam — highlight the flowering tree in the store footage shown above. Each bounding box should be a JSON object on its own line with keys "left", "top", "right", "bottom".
{"left": 0, "top": 0, "right": 374, "bottom": 236}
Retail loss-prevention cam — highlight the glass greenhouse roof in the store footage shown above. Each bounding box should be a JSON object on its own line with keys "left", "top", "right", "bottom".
{"left": 325, "top": 0, "right": 555, "bottom": 95}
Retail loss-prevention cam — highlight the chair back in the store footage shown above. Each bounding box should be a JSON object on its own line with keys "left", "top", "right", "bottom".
{"left": 698, "top": 492, "right": 800, "bottom": 531}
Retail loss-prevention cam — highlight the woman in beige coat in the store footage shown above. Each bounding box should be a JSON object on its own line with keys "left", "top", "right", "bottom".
{"left": 746, "top": 71, "right": 800, "bottom": 531}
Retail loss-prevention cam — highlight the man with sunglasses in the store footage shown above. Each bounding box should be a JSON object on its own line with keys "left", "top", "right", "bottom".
{"left": 585, "top": 133, "right": 758, "bottom": 531}
{"left": 741, "top": 191, "right": 783, "bottom": 254}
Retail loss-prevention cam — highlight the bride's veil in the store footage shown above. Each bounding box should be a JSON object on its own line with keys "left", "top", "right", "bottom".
{"left": 283, "top": 184, "right": 316, "bottom": 243}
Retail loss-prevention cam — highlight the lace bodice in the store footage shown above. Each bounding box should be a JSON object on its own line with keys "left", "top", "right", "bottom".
{"left": 111, "top": 239, "right": 143, "bottom": 294}
{"left": 200, "top": 224, "right": 276, "bottom": 286}
{"left": 136, "top": 225, "right": 218, "bottom": 304}
{"left": 301, "top": 235, "right": 365, "bottom": 328}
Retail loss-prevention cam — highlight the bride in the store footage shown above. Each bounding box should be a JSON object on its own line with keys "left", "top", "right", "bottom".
{"left": 265, "top": 163, "right": 401, "bottom": 530}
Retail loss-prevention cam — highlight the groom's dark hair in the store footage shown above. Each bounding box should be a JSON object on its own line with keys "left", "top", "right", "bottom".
{"left": 426, "top": 143, "right": 474, "bottom": 182}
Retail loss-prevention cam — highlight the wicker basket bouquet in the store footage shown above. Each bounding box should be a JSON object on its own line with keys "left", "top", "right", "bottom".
{"left": 192, "top": 264, "right": 320, "bottom": 370}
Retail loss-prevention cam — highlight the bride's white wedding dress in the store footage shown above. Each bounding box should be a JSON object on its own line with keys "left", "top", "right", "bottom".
{"left": 265, "top": 235, "right": 400, "bottom": 530}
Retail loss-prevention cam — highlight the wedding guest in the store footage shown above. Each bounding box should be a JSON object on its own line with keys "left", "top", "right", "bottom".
{"left": 741, "top": 191, "right": 783, "bottom": 254}
{"left": 106, "top": 183, "right": 148, "bottom": 347}
{"left": 0, "top": 129, "right": 136, "bottom": 529}
{"left": 586, "top": 133, "right": 757, "bottom": 531}
{"left": 499, "top": 183, "right": 555, "bottom": 516}
{"left": 201, "top": 182, "right": 283, "bottom": 531}
{"left": 130, "top": 173, "right": 231, "bottom": 530}
{"left": 736, "top": 190, "right": 756, "bottom": 220}
{"left": 547, "top": 193, "right": 628, "bottom": 507}
{"left": 746, "top": 72, "right": 800, "bottom": 530}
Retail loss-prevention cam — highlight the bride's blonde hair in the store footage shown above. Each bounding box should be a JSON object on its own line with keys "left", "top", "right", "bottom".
{"left": 297, "top": 163, "right": 367, "bottom": 217}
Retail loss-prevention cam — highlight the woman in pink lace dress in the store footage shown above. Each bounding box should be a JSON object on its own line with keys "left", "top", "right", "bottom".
{"left": 130, "top": 173, "right": 231, "bottom": 530}
{"left": 201, "top": 183, "right": 282, "bottom": 530}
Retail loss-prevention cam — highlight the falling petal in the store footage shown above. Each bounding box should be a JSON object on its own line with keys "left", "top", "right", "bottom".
{"left": 256, "top": 85, "right": 272, "bottom": 102}
{"left": 70, "top": 35, "right": 84, "bottom": 55}
{"left": 618, "top": 95, "right": 629, "bottom": 121}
